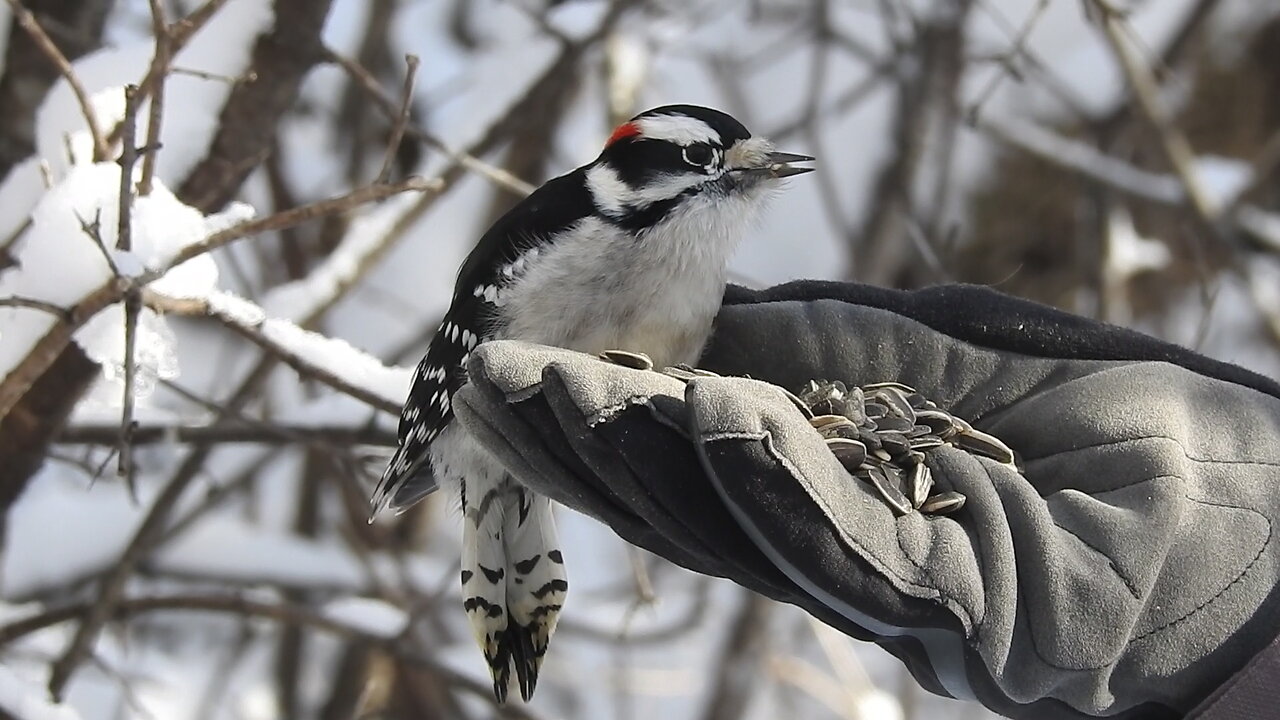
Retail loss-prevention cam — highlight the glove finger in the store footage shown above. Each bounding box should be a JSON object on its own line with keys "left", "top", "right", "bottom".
{"left": 455, "top": 342, "right": 726, "bottom": 579}
{"left": 530, "top": 356, "right": 807, "bottom": 601}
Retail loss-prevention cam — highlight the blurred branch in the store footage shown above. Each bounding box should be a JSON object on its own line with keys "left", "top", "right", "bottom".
{"left": 698, "top": 593, "right": 772, "bottom": 720}
{"left": 975, "top": 112, "right": 1280, "bottom": 251}
{"left": 976, "top": 112, "right": 1182, "bottom": 203}
{"left": 853, "top": 1, "right": 972, "bottom": 284}
{"left": 3, "top": 0, "right": 108, "bottom": 161}
{"left": 324, "top": 46, "right": 536, "bottom": 197}
{"left": 1089, "top": 0, "right": 1221, "bottom": 237}
{"left": 57, "top": 421, "right": 394, "bottom": 446}
{"left": 377, "top": 54, "right": 420, "bottom": 184}
{"left": 1, "top": 593, "right": 548, "bottom": 719}
{"left": 178, "top": 0, "right": 335, "bottom": 212}
{"left": 0, "top": 0, "right": 110, "bottom": 177}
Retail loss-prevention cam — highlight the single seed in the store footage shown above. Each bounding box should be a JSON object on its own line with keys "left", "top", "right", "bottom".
{"left": 599, "top": 349, "right": 653, "bottom": 370}
{"left": 953, "top": 428, "right": 1017, "bottom": 465}
{"left": 920, "top": 491, "right": 966, "bottom": 515}
{"left": 826, "top": 437, "right": 868, "bottom": 467}
{"left": 908, "top": 463, "right": 933, "bottom": 508}
{"left": 864, "top": 465, "right": 913, "bottom": 516}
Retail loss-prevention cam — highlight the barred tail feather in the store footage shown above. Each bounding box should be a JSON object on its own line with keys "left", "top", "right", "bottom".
{"left": 461, "top": 475, "right": 512, "bottom": 702}
{"left": 502, "top": 489, "right": 568, "bottom": 702}
{"left": 369, "top": 446, "right": 439, "bottom": 520}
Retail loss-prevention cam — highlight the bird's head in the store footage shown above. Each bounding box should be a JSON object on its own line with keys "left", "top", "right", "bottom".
{"left": 586, "top": 105, "right": 813, "bottom": 231}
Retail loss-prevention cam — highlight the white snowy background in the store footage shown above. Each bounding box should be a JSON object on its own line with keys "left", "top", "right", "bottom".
{"left": 1, "top": 0, "right": 1279, "bottom": 718}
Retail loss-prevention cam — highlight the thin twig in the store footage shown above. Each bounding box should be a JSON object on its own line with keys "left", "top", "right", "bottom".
{"left": 106, "top": 0, "right": 233, "bottom": 147}
{"left": 4, "top": 0, "right": 109, "bottom": 161}
{"left": 115, "top": 86, "right": 143, "bottom": 499}
{"left": 377, "top": 54, "right": 419, "bottom": 184}
{"left": 1090, "top": 0, "right": 1220, "bottom": 233}
{"left": 138, "top": 0, "right": 171, "bottom": 196}
{"left": 168, "top": 65, "right": 255, "bottom": 83}
{"left": 0, "top": 296, "right": 71, "bottom": 319}
{"left": 323, "top": 46, "right": 535, "bottom": 196}
{"left": 75, "top": 208, "right": 121, "bottom": 276}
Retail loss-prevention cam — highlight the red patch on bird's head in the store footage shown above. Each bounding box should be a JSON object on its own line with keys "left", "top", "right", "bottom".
{"left": 605, "top": 121, "right": 641, "bottom": 148}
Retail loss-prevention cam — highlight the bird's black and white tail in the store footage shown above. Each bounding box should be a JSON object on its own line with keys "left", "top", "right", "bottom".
{"left": 462, "top": 476, "right": 567, "bottom": 703}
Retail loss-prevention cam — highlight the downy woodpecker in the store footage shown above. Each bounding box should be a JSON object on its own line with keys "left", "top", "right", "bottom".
{"left": 372, "top": 104, "right": 813, "bottom": 702}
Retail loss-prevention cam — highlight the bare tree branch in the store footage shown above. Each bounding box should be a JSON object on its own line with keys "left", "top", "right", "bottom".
{"left": 3, "top": 0, "right": 109, "bottom": 161}
{"left": 57, "top": 422, "right": 395, "bottom": 446}
{"left": 178, "top": 0, "right": 335, "bottom": 212}
{"left": 144, "top": 290, "right": 402, "bottom": 415}
{"left": 0, "top": 176, "right": 436, "bottom": 422}
{"left": 376, "top": 54, "right": 419, "bottom": 184}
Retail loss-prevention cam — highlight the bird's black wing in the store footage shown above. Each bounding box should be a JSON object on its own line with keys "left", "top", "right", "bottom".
{"left": 371, "top": 167, "right": 596, "bottom": 514}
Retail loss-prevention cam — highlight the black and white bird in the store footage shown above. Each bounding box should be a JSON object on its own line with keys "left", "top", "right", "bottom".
{"left": 371, "top": 104, "right": 812, "bottom": 703}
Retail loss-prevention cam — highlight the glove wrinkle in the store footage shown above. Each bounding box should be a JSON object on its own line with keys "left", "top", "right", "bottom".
{"left": 463, "top": 275, "right": 1280, "bottom": 720}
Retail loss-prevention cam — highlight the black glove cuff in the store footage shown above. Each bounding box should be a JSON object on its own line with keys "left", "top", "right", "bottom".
{"left": 723, "top": 281, "right": 1280, "bottom": 401}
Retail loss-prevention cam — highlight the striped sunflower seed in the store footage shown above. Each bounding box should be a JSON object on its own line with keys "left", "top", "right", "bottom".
{"left": 600, "top": 349, "right": 654, "bottom": 370}
{"left": 794, "top": 378, "right": 1020, "bottom": 517}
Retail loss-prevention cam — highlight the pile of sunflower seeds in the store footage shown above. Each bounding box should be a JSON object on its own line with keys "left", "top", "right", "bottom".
{"left": 597, "top": 351, "right": 1019, "bottom": 518}
{"left": 790, "top": 380, "right": 1018, "bottom": 517}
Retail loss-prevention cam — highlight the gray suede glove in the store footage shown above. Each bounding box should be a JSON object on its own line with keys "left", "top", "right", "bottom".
{"left": 451, "top": 281, "right": 1280, "bottom": 720}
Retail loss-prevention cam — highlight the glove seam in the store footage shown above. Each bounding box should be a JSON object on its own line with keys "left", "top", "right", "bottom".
{"left": 586, "top": 395, "right": 693, "bottom": 441}
{"left": 749, "top": 432, "right": 982, "bottom": 634}
{"left": 1021, "top": 435, "right": 1280, "bottom": 470}
{"left": 1129, "top": 495, "right": 1271, "bottom": 645}
{"left": 1052, "top": 523, "right": 1142, "bottom": 600}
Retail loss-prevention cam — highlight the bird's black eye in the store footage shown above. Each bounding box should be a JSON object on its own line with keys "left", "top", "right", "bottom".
{"left": 682, "top": 144, "right": 716, "bottom": 168}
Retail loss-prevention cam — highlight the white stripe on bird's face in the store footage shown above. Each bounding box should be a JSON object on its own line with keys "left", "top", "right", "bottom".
{"left": 584, "top": 163, "right": 722, "bottom": 219}
{"left": 635, "top": 113, "right": 720, "bottom": 145}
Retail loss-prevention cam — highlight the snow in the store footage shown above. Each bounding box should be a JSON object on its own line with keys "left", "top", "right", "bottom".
{"left": 1193, "top": 155, "right": 1252, "bottom": 211}
{"left": 1105, "top": 206, "right": 1172, "bottom": 281}
{"left": 157, "top": 517, "right": 369, "bottom": 590}
{"left": 261, "top": 193, "right": 423, "bottom": 322}
{"left": 33, "top": 0, "right": 272, "bottom": 183}
{"left": 321, "top": 597, "right": 409, "bottom": 639}
{"left": 207, "top": 290, "right": 412, "bottom": 408}
{"left": 0, "top": 665, "right": 82, "bottom": 720}
{"left": 0, "top": 156, "right": 253, "bottom": 394}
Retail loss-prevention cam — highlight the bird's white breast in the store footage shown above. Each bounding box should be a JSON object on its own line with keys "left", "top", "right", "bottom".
{"left": 498, "top": 189, "right": 765, "bottom": 367}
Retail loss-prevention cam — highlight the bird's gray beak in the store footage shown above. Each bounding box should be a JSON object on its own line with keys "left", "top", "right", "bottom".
{"left": 766, "top": 151, "right": 815, "bottom": 178}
